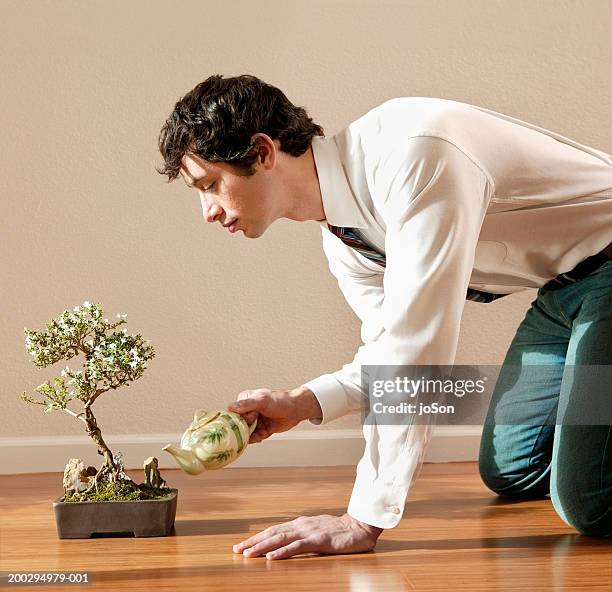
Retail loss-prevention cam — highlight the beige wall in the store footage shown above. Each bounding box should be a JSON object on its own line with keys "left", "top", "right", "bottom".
{"left": 2, "top": 0, "right": 611, "bottom": 441}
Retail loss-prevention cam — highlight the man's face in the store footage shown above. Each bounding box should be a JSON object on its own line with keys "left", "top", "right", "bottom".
{"left": 179, "top": 141, "right": 279, "bottom": 239}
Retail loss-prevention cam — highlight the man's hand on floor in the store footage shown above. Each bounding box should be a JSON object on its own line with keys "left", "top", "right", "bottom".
{"left": 232, "top": 513, "right": 383, "bottom": 560}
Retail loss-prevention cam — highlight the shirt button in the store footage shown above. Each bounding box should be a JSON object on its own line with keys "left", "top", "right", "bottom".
{"left": 388, "top": 505, "right": 401, "bottom": 514}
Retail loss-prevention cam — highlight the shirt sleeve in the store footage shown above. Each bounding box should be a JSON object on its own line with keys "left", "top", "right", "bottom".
{"left": 305, "top": 135, "right": 494, "bottom": 528}
{"left": 302, "top": 229, "right": 386, "bottom": 425}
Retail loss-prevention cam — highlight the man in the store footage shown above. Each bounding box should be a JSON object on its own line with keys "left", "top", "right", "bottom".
{"left": 158, "top": 74, "right": 612, "bottom": 558}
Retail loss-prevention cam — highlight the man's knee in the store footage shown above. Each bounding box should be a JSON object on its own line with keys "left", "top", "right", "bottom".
{"left": 552, "top": 478, "right": 612, "bottom": 538}
{"left": 478, "top": 459, "right": 549, "bottom": 498}
{"left": 478, "top": 431, "right": 551, "bottom": 498}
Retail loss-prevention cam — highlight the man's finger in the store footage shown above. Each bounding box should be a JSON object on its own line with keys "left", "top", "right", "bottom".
{"left": 227, "top": 398, "right": 260, "bottom": 419}
{"left": 266, "top": 538, "right": 310, "bottom": 560}
{"left": 242, "top": 531, "right": 299, "bottom": 557}
{"left": 227, "top": 407, "right": 258, "bottom": 426}
{"left": 233, "top": 524, "right": 290, "bottom": 553}
{"left": 249, "top": 426, "right": 270, "bottom": 443}
{"left": 244, "top": 411, "right": 259, "bottom": 425}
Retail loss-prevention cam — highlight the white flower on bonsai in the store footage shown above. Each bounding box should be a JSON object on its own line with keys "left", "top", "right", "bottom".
{"left": 20, "top": 301, "right": 156, "bottom": 497}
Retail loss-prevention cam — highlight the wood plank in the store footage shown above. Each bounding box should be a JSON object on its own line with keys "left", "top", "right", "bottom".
{"left": 0, "top": 463, "right": 610, "bottom": 591}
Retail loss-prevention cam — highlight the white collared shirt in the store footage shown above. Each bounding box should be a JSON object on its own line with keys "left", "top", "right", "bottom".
{"left": 301, "top": 97, "right": 612, "bottom": 529}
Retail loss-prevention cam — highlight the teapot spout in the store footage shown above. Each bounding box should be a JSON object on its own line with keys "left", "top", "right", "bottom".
{"left": 162, "top": 444, "right": 204, "bottom": 475}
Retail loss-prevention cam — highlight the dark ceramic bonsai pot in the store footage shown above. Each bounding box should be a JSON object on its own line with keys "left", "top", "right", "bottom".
{"left": 52, "top": 488, "right": 178, "bottom": 538}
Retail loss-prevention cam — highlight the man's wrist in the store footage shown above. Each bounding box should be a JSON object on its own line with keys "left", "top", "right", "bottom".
{"left": 343, "top": 513, "right": 384, "bottom": 539}
{"left": 290, "top": 386, "right": 322, "bottom": 423}
{"left": 354, "top": 517, "right": 384, "bottom": 538}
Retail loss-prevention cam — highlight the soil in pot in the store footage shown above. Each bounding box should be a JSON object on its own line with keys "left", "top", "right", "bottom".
{"left": 64, "top": 480, "right": 173, "bottom": 502}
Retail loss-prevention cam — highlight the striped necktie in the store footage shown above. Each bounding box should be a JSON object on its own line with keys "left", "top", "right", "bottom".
{"left": 326, "top": 223, "right": 508, "bottom": 303}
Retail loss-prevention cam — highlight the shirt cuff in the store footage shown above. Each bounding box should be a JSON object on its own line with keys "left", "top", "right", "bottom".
{"left": 347, "top": 477, "right": 409, "bottom": 529}
{"left": 301, "top": 373, "right": 350, "bottom": 425}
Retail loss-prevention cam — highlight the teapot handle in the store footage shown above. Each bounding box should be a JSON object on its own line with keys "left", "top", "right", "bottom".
{"left": 248, "top": 416, "right": 258, "bottom": 436}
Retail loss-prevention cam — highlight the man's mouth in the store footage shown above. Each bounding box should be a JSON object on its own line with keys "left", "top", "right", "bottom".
{"left": 224, "top": 219, "right": 238, "bottom": 233}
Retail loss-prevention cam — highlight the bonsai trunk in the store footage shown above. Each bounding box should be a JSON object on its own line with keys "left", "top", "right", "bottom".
{"left": 80, "top": 406, "right": 133, "bottom": 495}
{"left": 84, "top": 406, "right": 117, "bottom": 471}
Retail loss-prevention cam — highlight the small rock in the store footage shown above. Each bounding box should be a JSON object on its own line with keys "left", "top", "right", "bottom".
{"left": 112, "top": 451, "right": 138, "bottom": 487}
{"left": 143, "top": 456, "right": 167, "bottom": 489}
{"left": 63, "top": 458, "right": 93, "bottom": 496}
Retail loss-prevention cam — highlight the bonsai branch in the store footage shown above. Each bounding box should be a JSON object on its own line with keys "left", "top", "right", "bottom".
{"left": 65, "top": 408, "right": 88, "bottom": 425}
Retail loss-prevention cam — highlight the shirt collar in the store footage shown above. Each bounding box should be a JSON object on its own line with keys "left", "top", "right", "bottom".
{"left": 311, "top": 135, "right": 369, "bottom": 229}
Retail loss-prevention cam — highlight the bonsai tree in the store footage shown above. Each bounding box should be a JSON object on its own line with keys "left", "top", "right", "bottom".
{"left": 20, "top": 300, "right": 166, "bottom": 501}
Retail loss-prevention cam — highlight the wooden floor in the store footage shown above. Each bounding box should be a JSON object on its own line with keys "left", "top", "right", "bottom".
{"left": 1, "top": 462, "right": 610, "bottom": 591}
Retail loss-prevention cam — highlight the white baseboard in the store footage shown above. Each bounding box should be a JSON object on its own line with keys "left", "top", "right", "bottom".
{"left": 0, "top": 426, "right": 482, "bottom": 475}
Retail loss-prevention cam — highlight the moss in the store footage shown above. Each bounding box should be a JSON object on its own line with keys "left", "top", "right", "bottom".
{"left": 64, "top": 480, "right": 173, "bottom": 503}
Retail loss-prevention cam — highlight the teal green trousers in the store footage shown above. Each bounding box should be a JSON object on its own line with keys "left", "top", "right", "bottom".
{"left": 478, "top": 259, "right": 612, "bottom": 538}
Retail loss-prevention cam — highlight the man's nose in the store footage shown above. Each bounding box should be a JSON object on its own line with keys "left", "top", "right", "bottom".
{"left": 203, "top": 201, "right": 223, "bottom": 223}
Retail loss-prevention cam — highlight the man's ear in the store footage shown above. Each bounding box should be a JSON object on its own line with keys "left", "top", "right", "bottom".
{"left": 250, "top": 133, "right": 277, "bottom": 170}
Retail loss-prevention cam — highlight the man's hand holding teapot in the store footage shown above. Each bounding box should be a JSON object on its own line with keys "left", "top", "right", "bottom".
{"left": 227, "top": 386, "right": 322, "bottom": 443}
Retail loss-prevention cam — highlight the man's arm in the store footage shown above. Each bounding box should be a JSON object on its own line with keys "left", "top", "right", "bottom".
{"left": 304, "top": 135, "right": 494, "bottom": 529}
{"left": 302, "top": 230, "right": 386, "bottom": 424}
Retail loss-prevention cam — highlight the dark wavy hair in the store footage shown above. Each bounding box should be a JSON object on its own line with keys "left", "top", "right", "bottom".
{"left": 157, "top": 74, "right": 325, "bottom": 181}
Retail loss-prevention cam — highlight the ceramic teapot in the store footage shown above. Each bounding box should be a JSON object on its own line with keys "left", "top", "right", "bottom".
{"left": 163, "top": 409, "right": 257, "bottom": 474}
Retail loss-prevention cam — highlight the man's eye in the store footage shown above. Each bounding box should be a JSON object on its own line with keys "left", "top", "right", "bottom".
{"left": 204, "top": 182, "right": 215, "bottom": 192}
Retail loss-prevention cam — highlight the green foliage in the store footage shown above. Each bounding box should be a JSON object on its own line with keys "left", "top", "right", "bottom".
{"left": 64, "top": 480, "right": 172, "bottom": 503}
{"left": 20, "top": 301, "right": 156, "bottom": 412}
{"left": 20, "top": 378, "right": 75, "bottom": 413}
{"left": 209, "top": 450, "right": 232, "bottom": 464}
{"left": 203, "top": 426, "right": 226, "bottom": 444}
